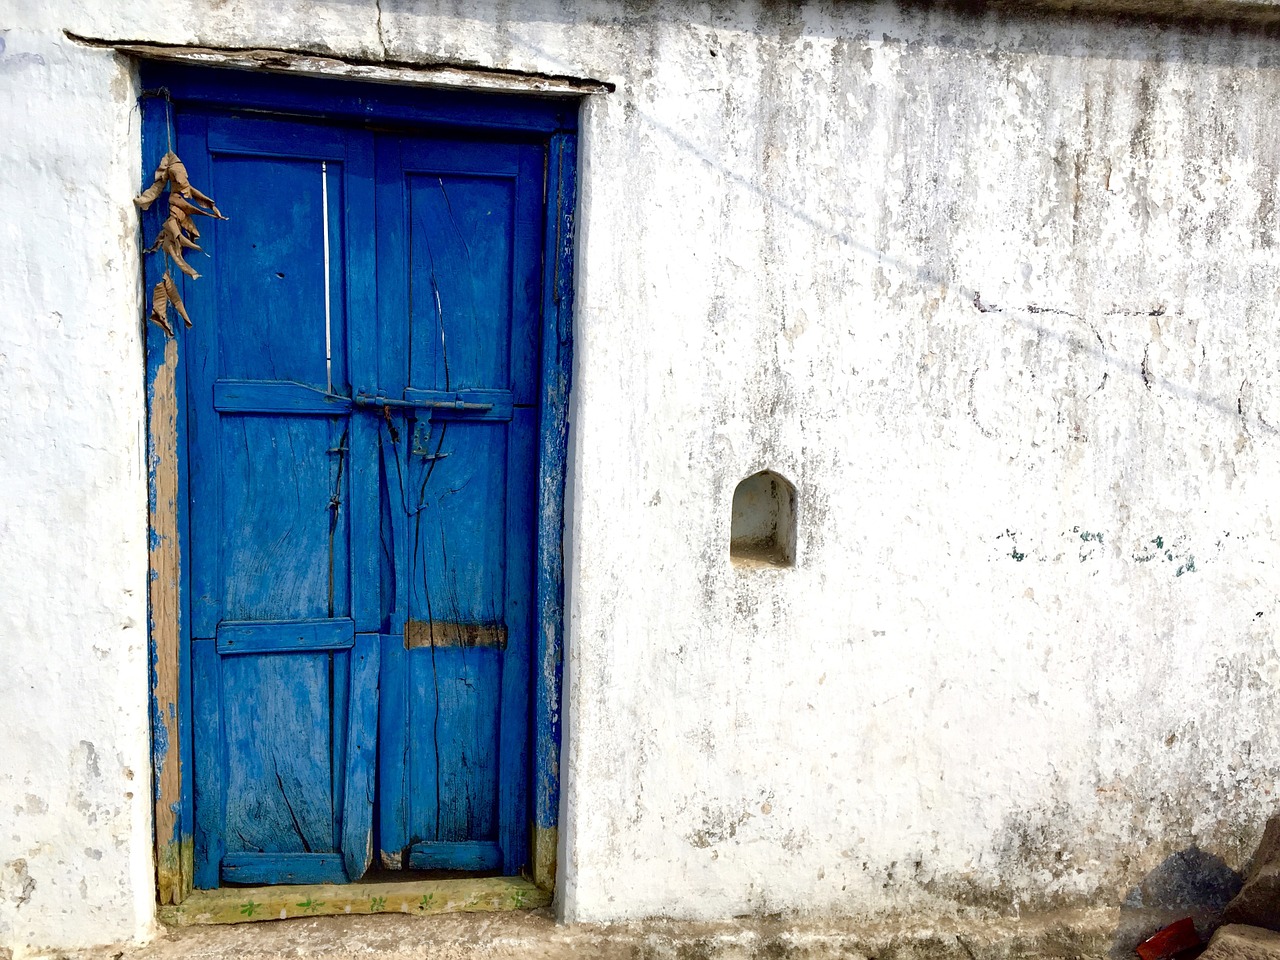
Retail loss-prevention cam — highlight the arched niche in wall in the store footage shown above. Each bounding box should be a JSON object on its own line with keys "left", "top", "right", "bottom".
{"left": 729, "top": 470, "right": 796, "bottom": 568}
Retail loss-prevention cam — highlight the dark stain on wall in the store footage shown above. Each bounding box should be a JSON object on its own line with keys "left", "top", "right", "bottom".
{"left": 1108, "top": 846, "right": 1242, "bottom": 957}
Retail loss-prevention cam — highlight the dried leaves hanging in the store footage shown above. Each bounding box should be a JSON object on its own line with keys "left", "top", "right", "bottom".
{"left": 135, "top": 151, "right": 227, "bottom": 335}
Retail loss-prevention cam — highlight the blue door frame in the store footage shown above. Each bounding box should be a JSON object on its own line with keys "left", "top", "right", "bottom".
{"left": 142, "top": 62, "right": 578, "bottom": 903}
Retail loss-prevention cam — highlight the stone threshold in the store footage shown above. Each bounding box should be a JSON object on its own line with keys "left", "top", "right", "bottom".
{"left": 158, "top": 875, "right": 548, "bottom": 926}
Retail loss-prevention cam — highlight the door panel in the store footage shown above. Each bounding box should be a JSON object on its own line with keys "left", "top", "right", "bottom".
{"left": 409, "top": 646, "right": 503, "bottom": 854}
{"left": 404, "top": 424, "right": 507, "bottom": 851}
{"left": 222, "top": 652, "right": 337, "bottom": 854}
{"left": 376, "top": 135, "right": 543, "bottom": 875}
{"left": 405, "top": 421, "right": 508, "bottom": 632}
{"left": 406, "top": 172, "right": 516, "bottom": 392}
{"left": 184, "top": 111, "right": 380, "bottom": 887}
{"left": 211, "top": 152, "right": 346, "bottom": 389}
{"left": 218, "top": 415, "right": 350, "bottom": 621}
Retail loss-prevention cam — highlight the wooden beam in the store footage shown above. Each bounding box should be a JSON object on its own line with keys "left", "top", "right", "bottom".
{"left": 72, "top": 38, "right": 615, "bottom": 95}
{"left": 158, "top": 876, "right": 548, "bottom": 926}
{"left": 531, "top": 128, "right": 578, "bottom": 898}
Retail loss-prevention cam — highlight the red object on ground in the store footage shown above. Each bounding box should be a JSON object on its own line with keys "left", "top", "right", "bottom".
{"left": 1137, "top": 918, "right": 1201, "bottom": 960}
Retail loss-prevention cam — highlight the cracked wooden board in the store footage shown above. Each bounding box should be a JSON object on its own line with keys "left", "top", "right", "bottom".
{"left": 158, "top": 876, "right": 548, "bottom": 926}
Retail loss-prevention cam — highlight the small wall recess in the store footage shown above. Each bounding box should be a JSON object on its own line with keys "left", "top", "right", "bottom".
{"left": 730, "top": 470, "right": 796, "bottom": 568}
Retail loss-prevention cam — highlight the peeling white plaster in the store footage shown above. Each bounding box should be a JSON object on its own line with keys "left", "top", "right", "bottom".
{"left": 2, "top": 0, "right": 1280, "bottom": 952}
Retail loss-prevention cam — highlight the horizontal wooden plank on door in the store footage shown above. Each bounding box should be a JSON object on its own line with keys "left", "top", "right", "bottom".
{"left": 404, "top": 621, "right": 507, "bottom": 649}
{"left": 215, "top": 618, "right": 355, "bottom": 655}
{"left": 150, "top": 64, "right": 579, "bottom": 135}
{"left": 409, "top": 841, "right": 502, "bottom": 872}
{"left": 397, "top": 141, "right": 525, "bottom": 177}
{"left": 205, "top": 113, "right": 354, "bottom": 160}
{"left": 213, "top": 381, "right": 352, "bottom": 415}
{"left": 221, "top": 853, "right": 346, "bottom": 886}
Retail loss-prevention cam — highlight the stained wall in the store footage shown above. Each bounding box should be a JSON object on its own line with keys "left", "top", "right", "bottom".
{"left": 2, "top": 0, "right": 1279, "bottom": 951}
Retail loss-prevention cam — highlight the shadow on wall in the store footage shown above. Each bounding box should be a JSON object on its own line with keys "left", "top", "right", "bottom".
{"left": 1108, "top": 846, "right": 1242, "bottom": 958}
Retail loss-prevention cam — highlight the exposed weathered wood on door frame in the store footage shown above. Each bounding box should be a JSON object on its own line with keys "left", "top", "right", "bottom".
{"left": 141, "top": 61, "right": 580, "bottom": 905}
{"left": 140, "top": 83, "right": 198, "bottom": 904}
{"left": 147, "top": 332, "right": 192, "bottom": 904}
{"left": 74, "top": 35, "right": 614, "bottom": 96}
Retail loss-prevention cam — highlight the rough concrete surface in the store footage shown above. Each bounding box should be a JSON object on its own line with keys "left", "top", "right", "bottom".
{"left": 33, "top": 907, "right": 1114, "bottom": 960}
{"left": 1222, "top": 816, "right": 1280, "bottom": 930}
{"left": 1222, "top": 864, "right": 1280, "bottom": 931}
{"left": 1201, "top": 924, "right": 1280, "bottom": 960}
{"left": 4, "top": 0, "right": 1280, "bottom": 954}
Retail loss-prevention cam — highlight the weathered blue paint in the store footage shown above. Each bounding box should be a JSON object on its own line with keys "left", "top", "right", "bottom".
{"left": 143, "top": 63, "right": 578, "bottom": 136}
{"left": 212, "top": 381, "right": 353, "bottom": 414}
{"left": 331, "top": 640, "right": 350, "bottom": 852}
{"left": 534, "top": 132, "right": 578, "bottom": 839}
{"left": 342, "top": 634, "right": 379, "bottom": 880}
{"left": 221, "top": 853, "right": 347, "bottom": 886}
{"left": 377, "top": 632, "right": 410, "bottom": 867}
{"left": 371, "top": 130, "right": 542, "bottom": 875}
{"left": 191, "top": 638, "right": 224, "bottom": 890}
{"left": 409, "top": 841, "right": 503, "bottom": 871}
{"left": 176, "top": 108, "right": 379, "bottom": 887}
{"left": 215, "top": 618, "right": 355, "bottom": 655}
{"left": 143, "top": 63, "right": 578, "bottom": 893}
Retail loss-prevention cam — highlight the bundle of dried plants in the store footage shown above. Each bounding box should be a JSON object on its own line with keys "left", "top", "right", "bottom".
{"left": 135, "top": 151, "right": 227, "bottom": 334}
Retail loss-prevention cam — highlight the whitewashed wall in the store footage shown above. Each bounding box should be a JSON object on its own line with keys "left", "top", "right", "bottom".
{"left": 2, "top": 0, "right": 1280, "bottom": 952}
{"left": 0, "top": 17, "right": 155, "bottom": 957}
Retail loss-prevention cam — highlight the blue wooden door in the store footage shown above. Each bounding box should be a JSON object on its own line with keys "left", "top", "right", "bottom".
{"left": 182, "top": 109, "right": 542, "bottom": 886}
